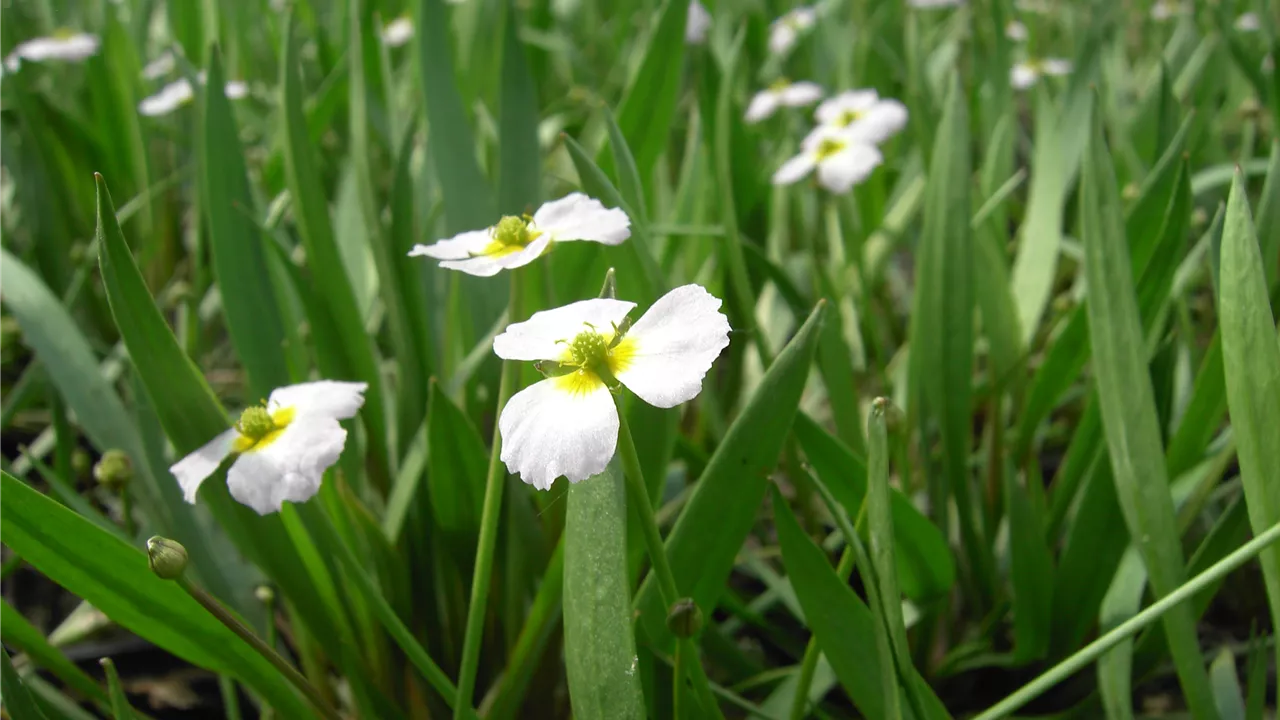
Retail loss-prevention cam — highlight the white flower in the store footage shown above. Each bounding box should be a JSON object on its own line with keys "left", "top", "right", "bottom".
{"left": 169, "top": 381, "right": 367, "bottom": 515}
{"left": 1235, "top": 12, "right": 1260, "bottom": 32}
{"left": 1005, "top": 20, "right": 1028, "bottom": 41}
{"left": 908, "top": 0, "right": 964, "bottom": 8}
{"left": 382, "top": 16, "right": 414, "bottom": 47}
{"left": 141, "top": 51, "right": 175, "bottom": 80}
{"left": 409, "top": 193, "right": 630, "bottom": 277}
{"left": 810, "top": 90, "right": 908, "bottom": 144}
{"left": 1010, "top": 57, "right": 1071, "bottom": 90}
{"left": 1150, "top": 0, "right": 1180, "bottom": 21}
{"left": 745, "top": 80, "right": 823, "bottom": 123}
{"left": 768, "top": 7, "right": 817, "bottom": 56}
{"left": 138, "top": 76, "right": 250, "bottom": 116}
{"left": 5, "top": 31, "right": 99, "bottom": 71}
{"left": 772, "top": 125, "right": 883, "bottom": 194}
{"left": 494, "top": 285, "right": 730, "bottom": 489}
{"left": 224, "top": 80, "right": 249, "bottom": 99}
{"left": 686, "top": 1, "right": 712, "bottom": 45}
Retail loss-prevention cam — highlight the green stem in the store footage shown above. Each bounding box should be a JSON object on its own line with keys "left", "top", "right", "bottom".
{"left": 454, "top": 269, "right": 524, "bottom": 719}
{"left": 673, "top": 640, "right": 685, "bottom": 719}
{"left": 615, "top": 402, "right": 724, "bottom": 719}
{"left": 972, "top": 520, "right": 1280, "bottom": 720}
{"left": 177, "top": 577, "right": 340, "bottom": 720}
{"left": 788, "top": 547, "right": 854, "bottom": 720}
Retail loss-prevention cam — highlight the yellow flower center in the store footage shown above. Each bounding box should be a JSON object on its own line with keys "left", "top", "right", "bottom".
{"left": 553, "top": 326, "right": 637, "bottom": 396}
{"left": 768, "top": 78, "right": 792, "bottom": 92}
{"left": 836, "top": 109, "right": 863, "bottom": 127}
{"left": 814, "top": 137, "right": 846, "bottom": 161}
{"left": 480, "top": 215, "right": 543, "bottom": 258}
{"left": 232, "top": 405, "right": 296, "bottom": 453}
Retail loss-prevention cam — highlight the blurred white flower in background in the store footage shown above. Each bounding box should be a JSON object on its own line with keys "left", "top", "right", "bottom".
{"left": 810, "top": 90, "right": 908, "bottom": 145}
{"left": 409, "top": 193, "right": 630, "bottom": 277}
{"left": 494, "top": 285, "right": 730, "bottom": 489}
{"left": 908, "top": 0, "right": 965, "bottom": 8}
{"left": 1005, "top": 20, "right": 1028, "bottom": 42}
{"left": 745, "top": 79, "right": 823, "bottom": 123}
{"left": 138, "top": 75, "right": 250, "bottom": 116}
{"left": 1013, "top": 0, "right": 1050, "bottom": 13}
{"left": 773, "top": 124, "right": 883, "bottom": 194}
{"left": 686, "top": 1, "right": 712, "bottom": 45}
{"left": 1234, "top": 13, "right": 1260, "bottom": 32}
{"left": 141, "top": 51, "right": 175, "bottom": 80}
{"left": 4, "top": 31, "right": 99, "bottom": 71}
{"left": 1011, "top": 57, "right": 1071, "bottom": 90}
{"left": 768, "top": 7, "right": 817, "bottom": 56}
{"left": 170, "top": 381, "right": 367, "bottom": 515}
{"left": 1150, "top": 0, "right": 1181, "bottom": 21}
{"left": 382, "top": 16, "right": 414, "bottom": 47}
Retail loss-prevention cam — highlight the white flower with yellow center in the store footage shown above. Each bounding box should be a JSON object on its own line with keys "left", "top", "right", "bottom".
{"left": 4, "top": 31, "right": 99, "bottom": 71}
{"left": 494, "top": 285, "right": 730, "bottom": 490}
{"left": 745, "top": 79, "right": 824, "bottom": 124}
{"left": 169, "top": 381, "right": 367, "bottom": 515}
{"left": 773, "top": 125, "right": 883, "bottom": 194}
{"left": 768, "top": 7, "right": 817, "bottom": 56}
{"left": 409, "top": 193, "right": 630, "bottom": 277}
{"left": 1010, "top": 57, "right": 1071, "bottom": 90}
{"left": 809, "top": 90, "right": 908, "bottom": 145}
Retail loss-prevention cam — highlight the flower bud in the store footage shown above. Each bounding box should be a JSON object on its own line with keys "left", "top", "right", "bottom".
{"left": 666, "top": 598, "right": 703, "bottom": 639}
{"left": 147, "top": 537, "right": 188, "bottom": 579}
{"left": 255, "top": 585, "right": 276, "bottom": 605}
{"left": 93, "top": 450, "right": 133, "bottom": 491}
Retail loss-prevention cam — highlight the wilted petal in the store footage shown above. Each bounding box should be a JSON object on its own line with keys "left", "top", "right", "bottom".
{"left": 227, "top": 416, "right": 348, "bottom": 514}
{"left": 494, "top": 298, "right": 636, "bottom": 361}
{"left": 268, "top": 380, "right": 368, "bottom": 420}
{"left": 532, "top": 193, "right": 631, "bottom": 245}
{"left": 615, "top": 285, "right": 731, "bottom": 408}
{"left": 499, "top": 377, "right": 619, "bottom": 490}
{"left": 817, "top": 143, "right": 882, "bottom": 194}
{"left": 170, "top": 428, "right": 237, "bottom": 504}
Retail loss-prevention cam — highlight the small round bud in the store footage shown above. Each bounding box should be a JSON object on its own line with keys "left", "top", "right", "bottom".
{"left": 93, "top": 450, "right": 133, "bottom": 491}
{"left": 666, "top": 598, "right": 703, "bottom": 639}
{"left": 147, "top": 537, "right": 188, "bottom": 579}
{"left": 1121, "top": 182, "right": 1140, "bottom": 201}
{"left": 255, "top": 585, "right": 276, "bottom": 605}
{"left": 68, "top": 242, "right": 87, "bottom": 265}
{"left": 1190, "top": 207, "right": 1208, "bottom": 228}
{"left": 236, "top": 406, "right": 275, "bottom": 440}
{"left": 72, "top": 449, "right": 92, "bottom": 479}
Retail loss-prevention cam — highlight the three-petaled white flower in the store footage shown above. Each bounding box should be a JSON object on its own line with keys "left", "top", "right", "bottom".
{"left": 773, "top": 125, "right": 883, "bottom": 194}
{"left": 408, "top": 193, "right": 630, "bottom": 277}
{"left": 170, "top": 381, "right": 367, "bottom": 515}
{"left": 139, "top": 76, "right": 249, "bottom": 116}
{"left": 493, "top": 285, "right": 730, "bottom": 490}
{"left": 808, "top": 90, "right": 908, "bottom": 146}
{"left": 4, "top": 31, "right": 99, "bottom": 71}
{"left": 1010, "top": 57, "right": 1071, "bottom": 90}
{"left": 745, "top": 80, "right": 823, "bottom": 124}
{"left": 686, "top": 1, "right": 712, "bottom": 45}
{"left": 768, "top": 7, "right": 817, "bottom": 56}
{"left": 382, "top": 16, "right": 414, "bottom": 47}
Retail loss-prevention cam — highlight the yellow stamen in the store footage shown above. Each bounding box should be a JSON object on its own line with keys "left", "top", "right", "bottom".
{"left": 814, "top": 137, "right": 846, "bottom": 161}
{"left": 232, "top": 406, "right": 296, "bottom": 453}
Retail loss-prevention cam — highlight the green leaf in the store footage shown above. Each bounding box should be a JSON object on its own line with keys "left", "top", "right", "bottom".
{"left": 611, "top": 0, "right": 691, "bottom": 185}
{"left": 99, "top": 658, "right": 136, "bottom": 720}
{"left": 497, "top": 0, "right": 540, "bottom": 215}
{"left": 564, "top": 466, "right": 644, "bottom": 720}
{"left": 2, "top": 645, "right": 51, "bottom": 720}
{"left": 426, "top": 381, "right": 487, "bottom": 562}
{"left": 635, "top": 302, "right": 826, "bottom": 651}
{"left": 1005, "top": 465, "right": 1054, "bottom": 662}
{"left": 1078, "top": 101, "right": 1215, "bottom": 717}
{"left": 199, "top": 49, "right": 291, "bottom": 398}
{"left": 0, "top": 600, "right": 108, "bottom": 710}
{"left": 1218, "top": 169, "right": 1280, "bottom": 674}
{"left": 1210, "top": 649, "right": 1247, "bottom": 720}
{"left": 0, "top": 473, "right": 312, "bottom": 718}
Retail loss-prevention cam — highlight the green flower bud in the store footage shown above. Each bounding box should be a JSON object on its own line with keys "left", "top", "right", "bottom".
{"left": 255, "top": 585, "right": 276, "bottom": 605}
{"left": 666, "top": 598, "right": 703, "bottom": 639}
{"left": 93, "top": 450, "right": 133, "bottom": 491}
{"left": 71, "top": 449, "right": 92, "bottom": 480}
{"left": 147, "top": 537, "right": 188, "bottom": 580}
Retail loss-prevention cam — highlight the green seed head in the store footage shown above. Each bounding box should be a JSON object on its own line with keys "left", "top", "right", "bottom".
{"left": 93, "top": 449, "right": 133, "bottom": 491}
{"left": 568, "top": 330, "right": 608, "bottom": 368}
{"left": 666, "top": 598, "right": 704, "bottom": 638}
{"left": 493, "top": 215, "right": 532, "bottom": 248}
{"left": 236, "top": 406, "right": 275, "bottom": 441}
{"left": 147, "top": 536, "right": 188, "bottom": 580}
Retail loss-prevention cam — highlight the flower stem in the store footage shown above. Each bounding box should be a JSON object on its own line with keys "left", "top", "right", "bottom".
{"left": 615, "top": 401, "right": 724, "bottom": 719}
{"left": 454, "top": 269, "right": 524, "bottom": 719}
{"left": 177, "top": 577, "right": 340, "bottom": 720}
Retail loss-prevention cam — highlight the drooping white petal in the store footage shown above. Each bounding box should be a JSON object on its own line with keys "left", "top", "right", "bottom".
{"left": 1010, "top": 63, "right": 1039, "bottom": 90}
{"left": 614, "top": 285, "right": 730, "bottom": 408}
{"left": 498, "top": 377, "right": 619, "bottom": 490}
{"left": 226, "top": 417, "right": 348, "bottom": 514}
{"left": 745, "top": 90, "right": 781, "bottom": 123}
{"left": 493, "top": 298, "right": 637, "bottom": 361}
{"left": 816, "top": 143, "right": 882, "bottom": 194}
{"left": 438, "top": 234, "right": 553, "bottom": 277}
{"left": 409, "top": 229, "right": 493, "bottom": 260}
{"left": 686, "top": 1, "right": 712, "bottom": 44}
{"left": 771, "top": 153, "right": 817, "bottom": 186}
{"left": 531, "top": 193, "right": 631, "bottom": 245}
{"left": 268, "top": 380, "right": 368, "bottom": 420}
{"left": 768, "top": 24, "right": 798, "bottom": 55}
{"left": 1041, "top": 58, "right": 1072, "bottom": 76}
{"left": 814, "top": 89, "right": 879, "bottom": 125}
{"left": 779, "top": 81, "right": 824, "bottom": 107}
{"left": 847, "top": 100, "right": 908, "bottom": 144}
{"left": 170, "top": 428, "right": 237, "bottom": 503}
{"left": 382, "top": 16, "right": 415, "bottom": 46}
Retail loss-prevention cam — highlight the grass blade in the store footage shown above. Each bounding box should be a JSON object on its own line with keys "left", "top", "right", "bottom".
{"left": 611, "top": 0, "right": 691, "bottom": 186}
{"left": 1, "top": 645, "right": 50, "bottom": 720}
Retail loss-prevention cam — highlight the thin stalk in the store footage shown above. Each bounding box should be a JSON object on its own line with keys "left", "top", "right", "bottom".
{"left": 788, "top": 547, "right": 854, "bottom": 720}
{"left": 972, "top": 520, "right": 1280, "bottom": 720}
{"left": 455, "top": 269, "right": 524, "bottom": 719}
{"left": 673, "top": 640, "right": 685, "bottom": 719}
{"left": 615, "top": 402, "right": 724, "bottom": 719}
{"left": 177, "top": 578, "right": 340, "bottom": 720}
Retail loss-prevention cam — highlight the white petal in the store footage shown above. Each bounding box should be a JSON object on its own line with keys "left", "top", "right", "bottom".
{"left": 13, "top": 33, "right": 100, "bottom": 63}
{"left": 408, "top": 228, "right": 494, "bottom": 260}
{"left": 814, "top": 89, "right": 878, "bottom": 125}
{"left": 1010, "top": 64, "right": 1039, "bottom": 89}
{"left": 817, "top": 143, "right": 882, "bottom": 194}
{"left": 438, "top": 234, "right": 553, "bottom": 276}
{"left": 745, "top": 90, "right": 780, "bottom": 123}
{"left": 138, "top": 78, "right": 194, "bottom": 116}
{"left": 141, "top": 51, "right": 175, "bottom": 80}
{"left": 1235, "top": 13, "right": 1260, "bottom": 32}
{"left": 1005, "top": 21, "right": 1028, "bottom": 41}
{"left": 768, "top": 24, "right": 797, "bottom": 55}
{"left": 531, "top": 194, "right": 631, "bottom": 245}
{"left": 686, "top": 1, "right": 712, "bottom": 44}
{"left": 792, "top": 7, "right": 818, "bottom": 28}
{"left": 268, "top": 380, "right": 368, "bottom": 420}
{"left": 170, "top": 428, "right": 237, "bottom": 503}
{"left": 499, "top": 377, "right": 619, "bottom": 490}
{"left": 615, "top": 285, "right": 730, "bottom": 408}
{"left": 227, "top": 417, "right": 348, "bottom": 514}
{"left": 382, "top": 17, "right": 415, "bottom": 46}
{"left": 1041, "top": 58, "right": 1072, "bottom": 76}
{"left": 771, "top": 153, "right": 817, "bottom": 186}
{"left": 908, "top": 0, "right": 964, "bottom": 7}
{"left": 846, "top": 100, "right": 908, "bottom": 144}
{"left": 224, "top": 80, "right": 249, "bottom": 99}
{"left": 493, "top": 298, "right": 636, "bottom": 361}
{"left": 780, "top": 82, "right": 824, "bottom": 107}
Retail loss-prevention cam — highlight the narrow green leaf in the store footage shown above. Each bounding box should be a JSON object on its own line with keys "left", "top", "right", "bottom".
{"left": 1005, "top": 467, "right": 1054, "bottom": 662}
{"left": 602, "top": 105, "right": 649, "bottom": 225}
{"left": 497, "top": 0, "right": 540, "bottom": 215}
{"left": 564, "top": 466, "right": 644, "bottom": 720}
{"left": 1218, "top": 170, "right": 1280, "bottom": 674}
{"left": 2, "top": 645, "right": 50, "bottom": 720}
{"left": 1210, "top": 649, "right": 1247, "bottom": 720}
{"left": 1254, "top": 141, "right": 1280, "bottom": 289}
{"left": 99, "top": 658, "right": 136, "bottom": 720}
{"left": 426, "top": 381, "right": 487, "bottom": 563}
{"left": 635, "top": 302, "right": 826, "bottom": 650}
{"left": 0, "top": 601, "right": 108, "bottom": 709}
{"left": 1079, "top": 102, "right": 1215, "bottom": 717}
{"left": 612, "top": 0, "right": 691, "bottom": 184}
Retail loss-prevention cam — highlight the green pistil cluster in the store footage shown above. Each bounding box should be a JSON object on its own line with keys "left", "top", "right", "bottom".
{"left": 567, "top": 330, "right": 609, "bottom": 370}
{"left": 236, "top": 406, "right": 276, "bottom": 441}
{"left": 493, "top": 215, "right": 534, "bottom": 248}
{"left": 814, "top": 137, "right": 845, "bottom": 161}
